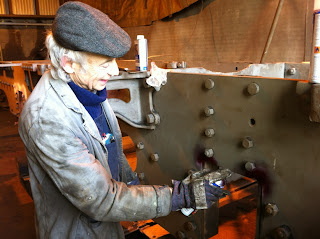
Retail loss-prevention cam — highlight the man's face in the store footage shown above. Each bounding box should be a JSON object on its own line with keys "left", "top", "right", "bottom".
{"left": 70, "top": 54, "right": 119, "bottom": 91}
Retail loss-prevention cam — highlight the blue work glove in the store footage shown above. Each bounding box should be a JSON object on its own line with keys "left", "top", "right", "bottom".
{"left": 171, "top": 180, "right": 225, "bottom": 211}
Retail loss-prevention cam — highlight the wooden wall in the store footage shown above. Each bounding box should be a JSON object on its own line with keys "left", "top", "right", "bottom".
{"left": 120, "top": 0, "right": 314, "bottom": 71}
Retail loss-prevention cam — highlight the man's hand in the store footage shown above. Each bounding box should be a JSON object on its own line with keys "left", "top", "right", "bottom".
{"left": 171, "top": 180, "right": 225, "bottom": 211}
{"left": 171, "top": 168, "right": 232, "bottom": 211}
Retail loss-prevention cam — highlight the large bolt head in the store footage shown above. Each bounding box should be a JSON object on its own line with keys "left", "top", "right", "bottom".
{"left": 247, "top": 82, "right": 260, "bottom": 95}
{"left": 245, "top": 162, "right": 256, "bottom": 172}
{"left": 185, "top": 221, "right": 196, "bottom": 231}
{"left": 204, "top": 106, "right": 214, "bottom": 116}
{"left": 274, "top": 225, "right": 291, "bottom": 239}
{"left": 204, "top": 148, "right": 214, "bottom": 158}
{"left": 242, "top": 137, "right": 254, "bottom": 148}
{"left": 265, "top": 203, "right": 279, "bottom": 216}
{"left": 136, "top": 142, "right": 144, "bottom": 150}
{"left": 205, "top": 128, "right": 215, "bottom": 137}
{"left": 146, "top": 114, "right": 155, "bottom": 124}
{"left": 204, "top": 79, "right": 215, "bottom": 90}
{"left": 150, "top": 153, "right": 159, "bottom": 162}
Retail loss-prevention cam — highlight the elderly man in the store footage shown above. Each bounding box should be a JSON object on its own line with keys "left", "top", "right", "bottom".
{"left": 18, "top": 2, "right": 224, "bottom": 238}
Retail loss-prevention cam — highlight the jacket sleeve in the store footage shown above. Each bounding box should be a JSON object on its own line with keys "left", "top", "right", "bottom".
{"left": 27, "top": 117, "right": 172, "bottom": 222}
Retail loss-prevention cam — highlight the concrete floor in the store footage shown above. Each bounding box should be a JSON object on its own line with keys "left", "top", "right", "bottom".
{"left": 0, "top": 108, "right": 36, "bottom": 238}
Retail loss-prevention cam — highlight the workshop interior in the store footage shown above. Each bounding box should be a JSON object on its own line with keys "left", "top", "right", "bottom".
{"left": 0, "top": 0, "right": 318, "bottom": 238}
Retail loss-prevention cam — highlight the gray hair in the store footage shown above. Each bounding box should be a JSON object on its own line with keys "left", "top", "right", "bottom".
{"left": 45, "top": 32, "right": 88, "bottom": 82}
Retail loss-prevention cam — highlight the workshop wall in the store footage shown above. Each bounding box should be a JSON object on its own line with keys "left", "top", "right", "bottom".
{"left": 0, "top": 0, "right": 314, "bottom": 72}
{"left": 120, "top": 0, "right": 314, "bottom": 71}
{"left": 0, "top": 27, "right": 48, "bottom": 61}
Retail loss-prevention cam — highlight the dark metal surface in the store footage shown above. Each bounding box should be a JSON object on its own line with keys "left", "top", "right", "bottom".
{"left": 117, "top": 71, "right": 318, "bottom": 238}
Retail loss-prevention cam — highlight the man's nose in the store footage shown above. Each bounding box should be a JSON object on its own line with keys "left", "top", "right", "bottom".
{"left": 107, "top": 60, "right": 119, "bottom": 76}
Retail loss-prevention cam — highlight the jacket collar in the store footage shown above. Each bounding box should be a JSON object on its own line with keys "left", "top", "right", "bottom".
{"left": 48, "top": 73, "right": 102, "bottom": 141}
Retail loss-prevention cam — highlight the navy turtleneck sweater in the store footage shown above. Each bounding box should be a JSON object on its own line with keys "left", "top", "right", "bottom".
{"left": 68, "top": 81, "right": 119, "bottom": 181}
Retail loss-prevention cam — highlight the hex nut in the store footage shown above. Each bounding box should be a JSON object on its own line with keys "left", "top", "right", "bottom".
{"left": 205, "top": 128, "right": 215, "bottom": 137}
{"left": 136, "top": 142, "right": 144, "bottom": 150}
{"left": 265, "top": 203, "right": 279, "bottom": 216}
{"left": 153, "top": 113, "right": 161, "bottom": 125}
{"left": 185, "top": 221, "right": 196, "bottom": 231}
{"left": 274, "top": 225, "right": 291, "bottom": 239}
{"left": 204, "top": 148, "right": 214, "bottom": 158}
{"left": 288, "top": 68, "right": 296, "bottom": 75}
{"left": 242, "top": 137, "right": 254, "bottom": 149}
{"left": 146, "top": 114, "right": 155, "bottom": 124}
{"left": 204, "top": 106, "right": 214, "bottom": 116}
{"left": 245, "top": 162, "right": 256, "bottom": 172}
{"left": 204, "top": 79, "right": 215, "bottom": 90}
{"left": 150, "top": 153, "right": 159, "bottom": 162}
{"left": 247, "top": 82, "right": 260, "bottom": 95}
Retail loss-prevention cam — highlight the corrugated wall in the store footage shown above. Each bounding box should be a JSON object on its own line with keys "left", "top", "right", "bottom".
{"left": 11, "top": 0, "right": 35, "bottom": 15}
{"left": 38, "top": 0, "right": 59, "bottom": 15}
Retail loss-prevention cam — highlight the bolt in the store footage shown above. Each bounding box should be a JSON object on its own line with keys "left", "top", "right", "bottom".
{"left": 204, "top": 148, "right": 214, "bottom": 158}
{"left": 153, "top": 113, "right": 161, "bottom": 125}
{"left": 245, "top": 162, "right": 256, "bottom": 172}
{"left": 204, "top": 106, "right": 214, "bottom": 116}
{"left": 185, "top": 221, "right": 196, "bottom": 231}
{"left": 242, "top": 137, "right": 254, "bottom": 149}
{"left": 205, "top": 128, "right": 215, "bottom": 137}
{"left": 288, "top": 68, "right": 296, "bottom": 75}
{"left": 150, "top": 153, "right": 159, "bottom": 162}
{"left": 146, "top": 114, "right": 155, "bottom": 124}
{"left": 204, "top": 79, "right": 215, "bottom": 90}
{"left": 138, "top": 172, "right": 145, "bottom": 180}
{"left": 247, "top": 83, "right": 260, "bottom": 95}
{"left": 176, "top": 231, "right": 186, "bottom": 239}
{"left": 274, "top": 225, "right": 291, "bottom": 239}
{"left": 265, "top": 203, "right": 279, "bottom": 216}
{"left": 136, "top": 142, "right": 144, "bottom": 150}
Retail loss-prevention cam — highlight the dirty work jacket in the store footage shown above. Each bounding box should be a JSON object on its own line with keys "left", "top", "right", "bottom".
{"left": 18, "top": 71, "right": 172, "bottom": 239}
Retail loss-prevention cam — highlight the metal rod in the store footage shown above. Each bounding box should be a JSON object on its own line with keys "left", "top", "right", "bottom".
{"left": 0, "top": 22, "right": 52, "bottom": 26}
{"left": 260, "top": 0, "right": 285, "bottom": 63}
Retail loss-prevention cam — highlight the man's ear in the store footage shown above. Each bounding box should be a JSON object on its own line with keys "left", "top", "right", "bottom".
{"left": 61, "top": 56, "right": 74, "bottom": 74}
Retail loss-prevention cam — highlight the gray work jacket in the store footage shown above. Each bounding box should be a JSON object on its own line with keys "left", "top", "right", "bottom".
{"left": 18, "top": 72, "right": 172, "bottom": 239}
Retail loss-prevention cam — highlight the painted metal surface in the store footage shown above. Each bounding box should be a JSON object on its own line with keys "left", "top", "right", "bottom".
{"left": 1, "top": 61, "right": 317, "bottom": 238}
{"left": 116, "top": 71, "right": 317, "bottom": 238}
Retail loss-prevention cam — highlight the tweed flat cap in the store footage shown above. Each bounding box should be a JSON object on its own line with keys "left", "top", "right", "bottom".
{"left": 52, "top": 1, "right": 131, "bottom": 58}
